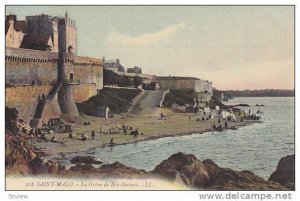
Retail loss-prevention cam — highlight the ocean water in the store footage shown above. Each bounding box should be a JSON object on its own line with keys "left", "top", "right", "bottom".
{"left": 71, "top": 97, "right": 295, "bottom": 179}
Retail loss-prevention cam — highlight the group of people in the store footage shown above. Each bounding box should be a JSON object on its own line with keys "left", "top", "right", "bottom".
{"left": 212, "top": 118, "right": 229, "bottom": 131}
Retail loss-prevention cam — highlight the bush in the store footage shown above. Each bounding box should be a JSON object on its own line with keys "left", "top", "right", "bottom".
{"left": 103, "top": 69, "right": 133, "bottom": 87}
{"left": 77, "top": 88, "right": 141, "bottom": 115}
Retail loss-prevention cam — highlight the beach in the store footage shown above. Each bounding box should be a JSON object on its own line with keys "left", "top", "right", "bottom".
{"left": 30, "top": 107, "right": 256, "bottom": 158}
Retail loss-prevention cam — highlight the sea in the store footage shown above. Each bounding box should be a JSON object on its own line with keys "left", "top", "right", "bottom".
{"left": 61, "top": 97, "right": 295, "bottom": 179}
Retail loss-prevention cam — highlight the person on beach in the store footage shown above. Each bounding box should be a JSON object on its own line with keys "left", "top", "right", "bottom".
{"left": 133, "top": 129, "right": 139, "bottom": 138}
{"left": 225, "top": 121, "right": 228, "bottom": 129}
{"left": 212, "top": 123, "right": 217, "bottom": 130}
{"left": 110, "top": 138, "right": 114, "bottom": 145}
{"left": 51, "top": 136, "right": 58, "bottom": 143}
{"left": 91, "top": 131, "right": 95, "bottom": 140}
{"left": 80, "top": 134, "right": 87, "bottom": 141}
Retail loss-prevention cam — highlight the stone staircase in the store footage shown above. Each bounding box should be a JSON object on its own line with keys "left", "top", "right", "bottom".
{"left": 159, "top": 89, "right": 170, "bottom": 108}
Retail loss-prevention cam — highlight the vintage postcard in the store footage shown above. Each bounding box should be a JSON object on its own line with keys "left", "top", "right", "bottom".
{"left": 5, "top": 5, "right": 295, "bottom": 192}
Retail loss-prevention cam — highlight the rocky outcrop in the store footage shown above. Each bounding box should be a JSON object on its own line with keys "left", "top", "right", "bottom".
{"left": 5, "top": 107, "right": 64, "bottom": 176}
{"left": 70, "top": 156, "right": 103, "bottom": 164}
{"left": 153, "top": 152, "right": 288, "bottom": 190}
{"left": 67, "top": 162, "right": 149, "bottom": 179}
{"left": 269, "top": 155, "right": 295, "bottom": 190}
{"left": 5, "top": 130, "right": 36, "bottom": 175}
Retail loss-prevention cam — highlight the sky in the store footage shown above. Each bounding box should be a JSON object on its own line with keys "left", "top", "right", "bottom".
{"left": 6, "top": 6, "right": 294, "bottom": 90}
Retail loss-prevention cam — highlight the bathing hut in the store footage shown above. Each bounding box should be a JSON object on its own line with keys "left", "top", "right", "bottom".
{"left": 96, "top": 106, "right": 111, "bottom": 118}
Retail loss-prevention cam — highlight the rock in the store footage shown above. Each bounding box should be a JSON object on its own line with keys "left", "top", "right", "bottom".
{"left": 153, "top": 152, "right": 210, "bottom": 187}
{"left": 28, "top": 157, "right": 47, "bottom": 174}
{"left": 98, "top": 162, "right": 148, "bottom": 178}
{"left": 69, "top": 164, "right": 96, "bottom": 172}
{"left": 5, "top": 130, "right": 37, "bottom": 175}
{"left": 70, "top": 156, "right": 103, "bottom": 164}
{"left": 269, "top": 155, "right": 295, "bottom": 190}
{"left": 236, "top": 104, "right": 250, "bottom": 107}
{"left": 67, "top": 162, "right": 148, "bottom": 179}
{"left": 153, "top": 152, "right": 288, "bottom": 190}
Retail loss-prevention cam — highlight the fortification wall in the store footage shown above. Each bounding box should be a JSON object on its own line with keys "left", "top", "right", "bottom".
{"left": 40, "top": 95, "right": 61, "bottom": 123}
{"left": 158, "top": 79, "right": 195, "bottom": 91}
{"left": 6, "top": 48, "right": 58, "bottom": 85}
{"left": 195, "top": 80, "right": 213, "bottom": 94}
{"left": 5, "top": 86, "right": 51, "bottom": 122}
{"left": 196, "top": 92, "right": 212, "bottom": 103}
{"left": 73, "top": 83, "right": 97, "bottom": 103}
{"left": 6, "top": 59, "right": 57, "bottom": 86}
{"left": 6, "top": 48, "right": 104, "bottom": 120}
{"left": 73, "top": 63, "right": 103, "bottom": 90}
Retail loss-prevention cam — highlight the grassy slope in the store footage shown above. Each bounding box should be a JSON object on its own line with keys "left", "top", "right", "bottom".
{"left": 77, "top": 88, "right": 141, "bottom": 115}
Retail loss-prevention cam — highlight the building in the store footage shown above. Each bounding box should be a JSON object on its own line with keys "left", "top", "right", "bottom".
{"left": 157, "top": 76, "right": 214, "bottom": 102}
{"left": 5, "top": 12, "right": 103, "bottom": 126}
{"left": 96, "top": 106, "right": 111, "bottom": 118}
{"left": 5, "top": 15, "right": 25, "bottom": 48}
{"left": 103, "top": 58, "right": 125, "bottom": 72}
{"left": 5, "top": 12, "right": 77, "bottom": 55}
{"left": 127, "top": 66, "right": 142, "bottom": 74}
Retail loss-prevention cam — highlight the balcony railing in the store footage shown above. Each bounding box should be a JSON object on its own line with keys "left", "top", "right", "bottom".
{"left": 63, "top": 79, "right": 80, "bottom": 85}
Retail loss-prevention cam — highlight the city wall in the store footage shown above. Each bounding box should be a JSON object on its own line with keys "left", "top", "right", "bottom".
{"left": 158, "top": 78, "right": 213, "bottom": 96}
{"left": 73, "top": 83, "right": 97, "bottom": 103}
{"left": 158, "top": 79, "right": 196, "bottom": 91}
{"left": 5, "top": 48, "right": 104, "bottom": 122}
{"left": 40, "top": 95, "right": 61, "bottom": 122}
{"left": 6, "top": 48, "right": 103, "bottom": 89}
{"left": 195, "top": 80, "right": 213, "bottom": 94}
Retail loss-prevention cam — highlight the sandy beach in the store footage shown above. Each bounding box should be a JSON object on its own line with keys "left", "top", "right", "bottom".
{"left": 30, "top": 106, "right": 256, "bottom": 158}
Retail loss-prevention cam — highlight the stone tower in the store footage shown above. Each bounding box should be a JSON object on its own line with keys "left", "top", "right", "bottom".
{"left": 57, "top": 53, "right": 79, "bottom": 119}
{"left": 58, "top": 12, "right": 77, "bottom": 55}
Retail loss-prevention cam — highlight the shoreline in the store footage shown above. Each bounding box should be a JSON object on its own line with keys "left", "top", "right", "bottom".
{"left": 91, "top": 120, "right": 255, "bottom": 150}
{"left": 45, "top": 119, "right": 257, "bottom": 163}
{"left": 29, "top": 107, "right": 259, "bottom": 161}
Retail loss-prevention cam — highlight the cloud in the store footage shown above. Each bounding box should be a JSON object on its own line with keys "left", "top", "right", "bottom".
{"left": 105, "top": 23, "right": 185, "bottom": 47}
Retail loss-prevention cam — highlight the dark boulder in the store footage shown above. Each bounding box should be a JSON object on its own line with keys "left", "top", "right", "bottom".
{"left": 98, "top": 162, "right": 148, "bottom": 178}
{"left": 66, "top": 162, "right": 148, "bottom": 179}
{"left": 70, "top": 156, "right": 103, "bottom": 164}
{"left": 269, "top": 155, "right": 295, "bottom": 190}
{"left": 28, "top": 157, "right": 47, "bottom": 174}
{"left": 153, "top": 152, "right": 288, "bottom": 190}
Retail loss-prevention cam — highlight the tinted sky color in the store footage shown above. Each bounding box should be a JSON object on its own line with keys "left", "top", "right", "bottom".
{"left": 6, "top": 6, "right": 294, "bottom": 90}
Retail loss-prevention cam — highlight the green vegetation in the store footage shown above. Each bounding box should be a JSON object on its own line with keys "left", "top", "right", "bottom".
{"left": 163, "top": 90, "right": 196, "bottom": 107}
{"left": 77, "top": 88, "right": 142, "bottom": 115}
{"left": 103, "top": 69, "right": 133, "bottom": 87}
{"left": 133, "top": 75, "right": 143, "bottom": 88}
{"left": 224, "top": 89, "right": 295, "bottom": 97}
